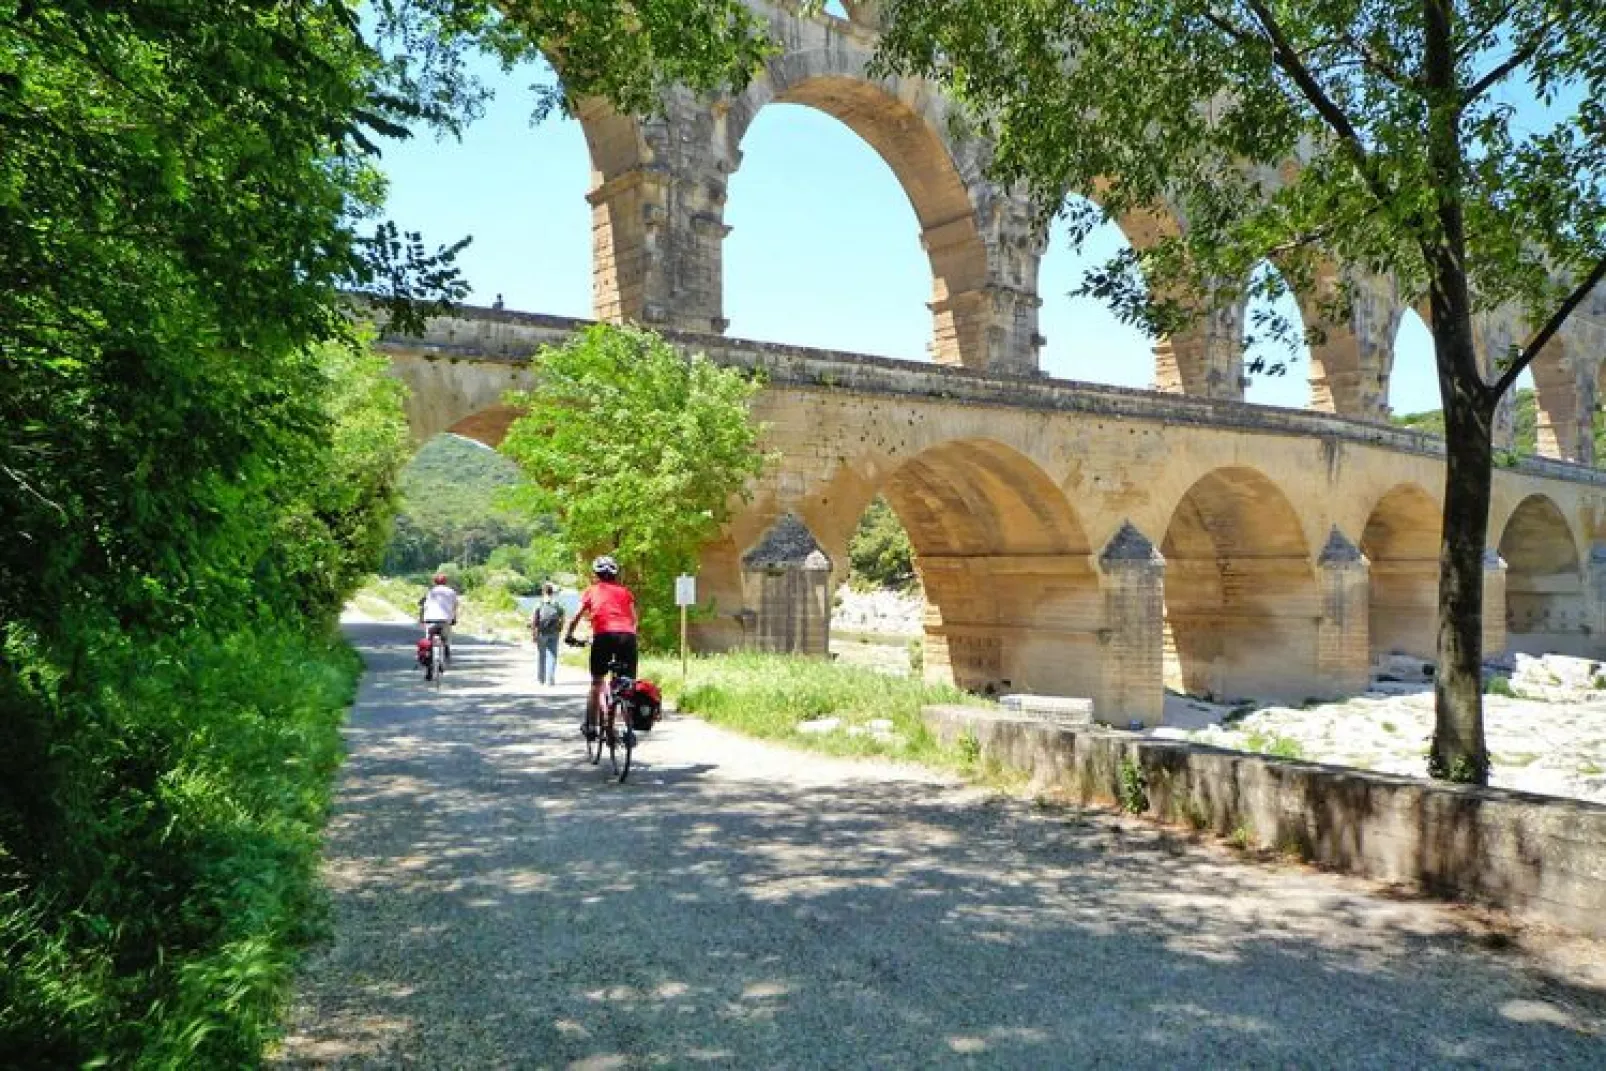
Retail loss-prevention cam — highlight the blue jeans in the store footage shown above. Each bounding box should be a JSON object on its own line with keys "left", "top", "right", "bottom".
{"left": 537, "top": 633, "right": 560, "bottom": 685}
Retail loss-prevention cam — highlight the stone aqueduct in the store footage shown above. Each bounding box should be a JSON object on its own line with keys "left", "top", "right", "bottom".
{"left": 379, "top": 1, "right": 1606, "bottom": 722}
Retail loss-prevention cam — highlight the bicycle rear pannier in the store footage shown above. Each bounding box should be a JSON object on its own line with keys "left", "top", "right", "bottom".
{"left": 627, "top": 679, "right": 662, "bottom": 731}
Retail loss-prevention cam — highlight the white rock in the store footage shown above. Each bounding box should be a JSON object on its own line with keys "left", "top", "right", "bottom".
{"left": 798, "top": 717, "right": 841, "bottom": 735}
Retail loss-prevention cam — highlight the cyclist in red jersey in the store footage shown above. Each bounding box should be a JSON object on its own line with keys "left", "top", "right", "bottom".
{"left": 564, "top": 555, "right": 638, "bottom": 735}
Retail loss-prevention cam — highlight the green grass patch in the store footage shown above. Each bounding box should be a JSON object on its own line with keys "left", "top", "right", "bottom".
{"left": 1485, "top": 674, "right": 1516, "bottom": 697}
{"left": 1240, "top": 728, "right": 1306, "bottom": 761}
{"left": 640, "top": 652, "right": 989, "bottom": 766}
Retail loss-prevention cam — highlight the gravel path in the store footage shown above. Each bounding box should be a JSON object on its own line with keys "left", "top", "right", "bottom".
{"left": 276, "top": 623, "right": 1606, "bottom": 1068}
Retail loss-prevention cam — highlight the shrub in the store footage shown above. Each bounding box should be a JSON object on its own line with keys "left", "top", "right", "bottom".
{"left": 0, "top": 625, "right": 355, "bottom": 1067}
{"left": 1243, "top": 729, "right": 1306, "bottom": 761}
{"left": 1486, "top": 675, "right": 1516, "bottom": 697}
{"left": 1118, "top": 758, "right": 1149, "bottom": 814}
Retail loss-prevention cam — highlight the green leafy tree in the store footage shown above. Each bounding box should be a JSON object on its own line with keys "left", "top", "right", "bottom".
{"left": 1, "top": 1, "right": 777, "bottom": 1061}
{"left": 876, "top": 0, "right": 1606, "bottom": 784}
{"left": 850, "top": 497, "right": 918, "bottom": 591}
{"left": 269, "top": 342, "right": 413, "bottom": 622}
{"left": 500, "top": 325, "right": 769, "bottom": 646}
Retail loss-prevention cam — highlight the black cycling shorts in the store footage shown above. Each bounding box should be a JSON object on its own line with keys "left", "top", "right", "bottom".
{"left": 590, "top": 631, "right": 638, "bottom": 680}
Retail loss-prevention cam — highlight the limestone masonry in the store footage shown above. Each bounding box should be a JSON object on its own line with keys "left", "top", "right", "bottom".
{"left": 376, "top": 0, "right": 1606, "bottom": 724}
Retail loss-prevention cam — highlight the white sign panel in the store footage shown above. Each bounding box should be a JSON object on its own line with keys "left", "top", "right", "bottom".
{"left": 675, "top": 574, "right": 697, "bottom": 607}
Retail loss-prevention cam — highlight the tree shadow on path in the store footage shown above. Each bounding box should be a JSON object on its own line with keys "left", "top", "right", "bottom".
{"left": 277, "top": 625, "right": 1606, "bottom": 1069}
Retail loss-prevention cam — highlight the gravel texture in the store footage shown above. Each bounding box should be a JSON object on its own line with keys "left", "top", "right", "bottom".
{"left": 276, "top": 622, "right": 1606, "bottom": 1068}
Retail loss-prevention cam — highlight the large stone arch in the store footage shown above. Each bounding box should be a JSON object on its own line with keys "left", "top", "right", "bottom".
{"left": 866, "top": 439, "right": 1096, "bottom": 697}
{"left": 1498, "top": 493, "right": 1589, "bottom": 655}
{"left": 1361, "top": 483, "right": 1442, "bottom": 661}
{"left": 713, "top": 436, "right": 1100, "bottom": 696}
{"left": 1161, "top": 466, "right": 1319, "bottom": 701}
{"left": 386, "top": 350, "right": 538, "bottom": 445}
{"left": 711, "top": 21, "right": 1039, "bottom": 373}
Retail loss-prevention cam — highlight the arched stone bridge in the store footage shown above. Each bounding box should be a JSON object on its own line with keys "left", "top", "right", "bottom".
{"left": 566, "top": 0, "right": 1606, "bottom": 459}
{"left": 377, "top": 305, "right": 1606, "bottom": 724}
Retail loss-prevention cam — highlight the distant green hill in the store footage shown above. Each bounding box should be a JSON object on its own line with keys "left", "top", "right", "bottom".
{"left": 1391, "top": 388, "right": 1540, "bottom": 455}
{"left": 382, "top": 434, "right": 535, "bottom": 573}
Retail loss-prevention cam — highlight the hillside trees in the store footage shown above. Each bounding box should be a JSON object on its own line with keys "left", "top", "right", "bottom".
{"left": 876, "top": 0, "right": 1606, "bottom": 784}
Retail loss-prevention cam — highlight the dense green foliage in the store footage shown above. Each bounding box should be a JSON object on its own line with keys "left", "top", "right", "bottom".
{"left": 2, "top": 0, "right": 776, "bottom": 1061}
{"left": 383, "top": 435, "right": 541, "bottom": 572}
{"left": 0, "top": 631, "right": 358, "bottom": 1068}
{"left": 500, "top": 325, "right": 769, "bottom": 647}
{"left": 0, "top": 338, "right": 400, "bottom": 1066}
{"left": 875, "top": 0, "right": 1606, "bottom": 784}
{"left": 848, "top": 497, "right": 917, "bottom": 591}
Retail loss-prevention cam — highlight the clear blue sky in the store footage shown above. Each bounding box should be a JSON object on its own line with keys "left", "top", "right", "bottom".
{"left": 377, "top": 56, "right": 1473, "bottom": 415}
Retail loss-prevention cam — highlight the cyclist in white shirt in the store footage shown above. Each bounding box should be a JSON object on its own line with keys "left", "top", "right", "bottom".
{"left": 419, "top": 572, "right": 460, "bottom": 662}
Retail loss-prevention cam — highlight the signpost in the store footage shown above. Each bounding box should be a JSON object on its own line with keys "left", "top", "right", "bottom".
{"left": 674, "top": 574, "right": 696, "bottom": 681}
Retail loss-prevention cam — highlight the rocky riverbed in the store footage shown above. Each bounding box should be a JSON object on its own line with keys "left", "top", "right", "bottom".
{"left": 1156, "top": 653, "right": 1606, "bottom": 806}
{"left": 831, "top": 589, "right": 1606, "bottom": 806}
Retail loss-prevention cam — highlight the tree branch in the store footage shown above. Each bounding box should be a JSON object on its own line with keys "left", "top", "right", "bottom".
{"left": 1491, "top": 255, "right": 1606, "bottom": 397}
{"left": 1339, "top": 31, "right": 1417, "bottom": 89}
{"left": 1456, "top": 0, "right": 1524, "bottom": 61}
{"left": 1235, "top": 0, "right": 1397, "bottom": 208}
{"left": 1462, "top": 14, "right": 1562, "bottom": 105}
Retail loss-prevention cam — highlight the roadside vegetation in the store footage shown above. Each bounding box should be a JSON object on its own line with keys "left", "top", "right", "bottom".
{"left": 1, "top": 0, "right": 773, "bottom": 1063}
{"left": 640, "top": 653, "right": 989, "bottom": 772}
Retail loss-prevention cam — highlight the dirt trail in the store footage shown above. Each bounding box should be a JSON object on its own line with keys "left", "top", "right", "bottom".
{"left": 276, "top": 623, "right": 1606, "bottom": 1068}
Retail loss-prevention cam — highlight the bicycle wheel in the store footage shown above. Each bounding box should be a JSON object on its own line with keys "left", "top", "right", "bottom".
{"left": 585, "top": 711, "right": 604, "bottom": 764}
{"left": 608, "top": 707, "right": 634, "bottom": 782}
{"left": 432, "top": 639, "right": 445, "bottom": 687}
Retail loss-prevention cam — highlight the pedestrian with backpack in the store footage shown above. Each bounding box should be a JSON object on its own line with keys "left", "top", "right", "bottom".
{"left": 531, "top": 582, "right": 566, "bottom": 686}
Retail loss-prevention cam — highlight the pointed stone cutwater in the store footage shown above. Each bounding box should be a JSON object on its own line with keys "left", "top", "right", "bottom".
{"left": 741, "top": 512, "right": 832, "bottom": 573}
{"left": 1097, "top": 522, "right": 1164, "bottom": 727}
{"left": 1317, "top": 526, "right": 1370, "bottom": 697}
{"left": 741, "top": 513, "right": 834, "bottom": 656}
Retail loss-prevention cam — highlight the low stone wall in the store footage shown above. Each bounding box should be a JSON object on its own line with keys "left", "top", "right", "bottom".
{"left": 925, "top": 704, "right": 1606, "bottom": 936}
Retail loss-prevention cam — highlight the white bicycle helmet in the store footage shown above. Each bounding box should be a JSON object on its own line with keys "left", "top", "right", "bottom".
{"left": 592, "top": 555, "right": 620, "bottom": 578}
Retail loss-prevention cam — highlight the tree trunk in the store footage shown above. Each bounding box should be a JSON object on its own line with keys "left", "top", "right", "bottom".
{"left": 1431, "top": 311, "right": 1495, "bottom": 785}
{"left": 1422, "top": 0, "right": 1491, "bottom": 785}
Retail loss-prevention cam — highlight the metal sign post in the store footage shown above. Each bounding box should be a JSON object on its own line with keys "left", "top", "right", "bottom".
{"left": 674, "top": 574, "right": 696, "bottom": 682}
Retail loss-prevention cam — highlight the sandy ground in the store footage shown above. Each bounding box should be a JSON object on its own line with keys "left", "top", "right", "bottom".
{"left": 275, "top": 621, "right": 1606, "bottom": 1068}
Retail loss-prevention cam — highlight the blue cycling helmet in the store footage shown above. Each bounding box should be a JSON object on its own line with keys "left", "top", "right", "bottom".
{"left": 592, "top": 555, "right": 620, "bottom": 578}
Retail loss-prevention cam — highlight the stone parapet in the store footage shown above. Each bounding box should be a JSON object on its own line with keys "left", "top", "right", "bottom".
{"left": 924, "top": 704, "right": 1606, "bottom": 936}
{"left": 374, "top": 303, "right": 1606, "bottom": 490}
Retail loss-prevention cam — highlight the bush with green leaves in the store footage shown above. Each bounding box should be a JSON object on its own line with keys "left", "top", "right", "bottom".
{"left": 849, "top": 497, "right": 918, "bottom": 591}
{"left": 501, "top": 325, "right": 770, "bottom": 647}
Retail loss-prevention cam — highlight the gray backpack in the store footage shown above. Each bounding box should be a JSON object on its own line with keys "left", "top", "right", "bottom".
{"left": 534, "top": 601, "right": 564, "bottom": 636}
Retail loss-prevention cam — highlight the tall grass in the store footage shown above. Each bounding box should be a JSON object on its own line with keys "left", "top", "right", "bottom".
{"left": 0, "top": 624, "right": 356, "bottom": 1068}
{"left": 638, "top": 652, "right": 987, "bottom": 766}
